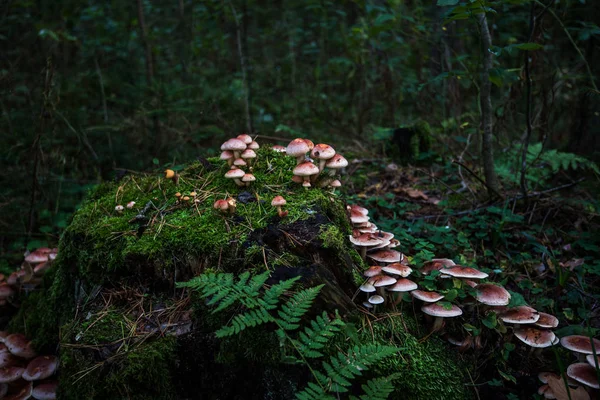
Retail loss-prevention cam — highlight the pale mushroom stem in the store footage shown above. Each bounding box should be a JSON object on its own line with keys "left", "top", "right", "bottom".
{"left": 359, "top": 247, "right": 367, "bottom": 260}
{"left": 296, "top": 156, "right": 304, "bottom": 165}
{"left": 227, "top": 159, "right": 233, "bottom": 167}
{"left": 233, "top": 178, "right": 244, "bottom": 187}
{"left": 318, "top": 159, "right": 327, "bottom": 174}
{"left": 233, "top": 151, "right": 241, "bottom": 159}
{"left": 431, "top": 317, "right": 445, "bottom": 332}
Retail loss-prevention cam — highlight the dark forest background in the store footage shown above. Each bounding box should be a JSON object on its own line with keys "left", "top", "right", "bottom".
{"left": 1, "top": 0, "right": 599, "bottom": 261}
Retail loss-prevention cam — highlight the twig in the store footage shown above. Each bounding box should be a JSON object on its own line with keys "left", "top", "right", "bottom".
{"left": 452, "top": 160, "right": 504, "bottom": 200}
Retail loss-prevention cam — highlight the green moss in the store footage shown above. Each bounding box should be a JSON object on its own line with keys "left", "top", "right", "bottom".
{"left": 361, "top": 314, "right": 472, "bottom": 400}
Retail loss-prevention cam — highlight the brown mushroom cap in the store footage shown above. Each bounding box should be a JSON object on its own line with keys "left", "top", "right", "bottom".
{"left": 220, "top": 150, "right": 234, "bottom": 162}
{"left": 0, "top": 284, "right": 15, "bottom": 300}
{"left": 5, "top": 334, "right": 36, "bottom": 359}
{"left": 271, "top": 196, "right": 287, "bottom": 207}
{"left": 22, "top": 355, "right": 58, "bottom": 381}
{"left": 370, "top": 275, "right": 397, "bottom": 287}
{"left": 224, "top": 168, "right": 245, "bottom": 179}
{"left": 0, "top": 366, "right": 24, "bottom": 383}
{"left": 363, "top": 266, "right": 382, "bottom": 278}
{"left": 586, "top": 354, "right": 600, "bottom": 368}
{"left": 272, "top": 145, "right": 286, "bottom": 153}
{"left": 293, "top": 162, "right": 319, "bottom": 177}
{"left": 381, "top": 263, "right": 412, "bottom": 277}
{"left": 325, "top": 154, "right": 348, "bottom": 169}
{"left": 560, "top": 335, "right": 600, "bottom": 355}
{"left": 31, "top": 381, "right": 57, "bottom": 400}
{"left": 567, "top": 362, "right": 599, "bottom": 389}
{"left": 24, "top": 250, "right": 49, "bottom": 264}
{"left": 248, "top": 140, "right": 260, "bottom": 150}
{"left": 411, "top": 290, "right": 444, "bottom": 303}
{"left": 367, "top": 250, "right": 403, "bottom": 264}
{"left": 348, "top": 205, "right": 369, "bottom": 216}
{"left": 439, "top": 265, "right": 489, "bottom": 279}
{"left": 475, "top": 283, "right": 511, "bottom": 306}
{"left": 421, "top": 259, "right": 455, "bottom": 275}
{"left": 387, "top": 278, "right": 418, "bottom": 292}
{"left": 330, "top": 179, "right": 342, "bottom": 188}
{"left": 348, "top": 234, "right": 383, "bottom": 247}
{"left": 6, "top": 380, "right": 33, "bottom": 400}
{"left": 350, "top": 210, "right": 369, "bottom": 225}
{"left": 286, "top": 138, "right": 310, "bottom": 158}
{"left": 534, "top": 312, "right": 559, "bottom": 329}
{"left": 499, "top": 306, "right": 540, "bottom": 324}
{"left": 421, "top": 303, "right": 463, "bottom": 318}
{"left": 241, "top": 173, "right": 256, "bottom": 183}
{"left": 311, "top": 144, "right": 336, "bottom": 160}
{"left": 221, "top": 138, "right": 247, "bottom": 152}
{"left": 233, "top": 158, "right": 247, "bottom": 167}
{"left": 514, "top": 327, "right": 556, "bottom": 348}
{"left": 236, "top": 134, "right": 253, "bottom": 144}
{"left": 241, "top": 149, "right": 257, "bottom": 160}
{"left": 0, "top": 352, "right": 17, "bottom": 368}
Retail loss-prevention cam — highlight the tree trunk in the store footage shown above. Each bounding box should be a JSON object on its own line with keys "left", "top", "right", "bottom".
{"left": 228, "top": 0, "right": 252, "bottom": 134}
{"left": 477, "top": 13, "right": 501, "bottom": 197}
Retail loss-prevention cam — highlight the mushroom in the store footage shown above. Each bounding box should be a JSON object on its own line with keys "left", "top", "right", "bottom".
{"left": 475, "top": 283, "right": 511, "bottom": 306}
{"left": 241, "top": 149, "right": 257, "bottom": 168}
{"left": 499, "top": 306, "right": 540, "bottom": 324}
{"left": 126, "top": 201, "right": 136, "bottom": 209}
{"left": 241, "top": 173, "right": 256, "bottom": 187}
{"left": 271, "top": 196, "right": 287, "bottom": 218}
{"left": 381, "top": 263, "right": 413, "bottom": 277}
{"left": 0, "top": 366, "right": 25, "bottom": 383}
{"left": 293, "top": 162, "right": 319, "bottom": 188}
{"left": 363, "top": 266, "right": 382, "bottom": 278}
{"left": 367, "top": 250, "right": 403, "bottom": 264}
{"left": 236, "top": 134, "right": 253, "bottom": 145}
{"left": 325, "top": 154, "right": 348, "bottom": 176}
{"left": 5, "top": 334, "right": 36, "bottom": 359}
{"left": 310, "top": 144, "right": 336, "bottom": 174}
{"left": 114, "top": 205, "right": 124, "bottom": 213}
{"left": 560, "top": 335, "right": 600, "bottom": 355}
{"left": 533, "top": 312, "right": 559, "bottom": 329}
{"left": 411, "top": 290, "right": 444, "bottom": 303}
{"left": 224, "top": 168, "right": 246, "bottom": 187}
{"left": 286, "top": 138, "right": 311, "bottom": 165}
{"left": 421, "top": 302, "right": 463, "bottom": 332}
{"left": 22, "top": 355, "right": 58, "bottom": 381}
{"left": 567, "top": 362, "right": 599, "bottom": 389}
{"left": 164, "top": 169, "right": 179, "bottom": 185}
{"left": 248, "top": 140, "right": 260, "bottom": 150}
{"left": 220, "top": 150, "right": 234, "bottom": 167}
{"left": 439, "top": 266, "right": 489, "bottom": 280}
{"left": 272, "top": 145, "right": 286, "bottom": 153}
{"left": 32, "top": 381, "right": 58, "bottom": 400}
{"left": 213, "top": 199, "right": 229, "bottom": 215}
{"left": 221, "top": 138, "right": 247, "bottom": 159}
{"left": 348, "top": 233, "right": 383, "bottom": 260}
{"left": 514, "top": 327, "right": 556, "bottom": 348}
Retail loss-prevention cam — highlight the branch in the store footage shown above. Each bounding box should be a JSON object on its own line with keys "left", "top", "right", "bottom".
{"left": 452, "top": 160, "right": 504, "bottom": 200}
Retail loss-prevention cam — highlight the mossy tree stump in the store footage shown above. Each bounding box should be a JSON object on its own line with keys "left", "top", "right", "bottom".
{"left": 10, "top": 148, "right": 469, "bottom": 399}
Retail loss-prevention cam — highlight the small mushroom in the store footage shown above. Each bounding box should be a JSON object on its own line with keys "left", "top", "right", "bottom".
{"left": 126, "top": 201, "right": 136, "bottom": 209}
{"left": 164, "top": 169, "right": 179, "bottom": 185}
{"left": 286, "top": 138, "right": 311, "bottom": 165}
{"left": 224, "top": 168, "right": 246, "bottom": 187}
{"left": 271, "top": 196, "right": 287, "bottom": 218}
{"left": 242, "top": 173, "right": 256, "bottom": 187}
{"left": 213, "top": 199, "right": 229, "bottom": 215}
{"left": 114, "top": 205, "right": 124, "bottom": 213}
{"left": 421, "top": 302, "right": 463, "bottom": 332}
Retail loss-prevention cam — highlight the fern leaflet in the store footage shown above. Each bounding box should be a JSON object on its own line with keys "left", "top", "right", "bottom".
{"left": 276, "top": 284, "right": 323, "bottom": 331}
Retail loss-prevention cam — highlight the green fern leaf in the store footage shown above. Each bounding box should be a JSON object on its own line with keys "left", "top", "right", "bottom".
{"left": 262, "top": 276, "right": 301, "bottom": 309}
{"left": 295, "top": 381, "right": 334, "bottom": 400}
{"left": 276, "top": 285, "right": 324, "bottom": 331}
{"left": 293, "top": 311, "right": 344, "bottom": 358}
{"left": 356, "top": 374, "right": 401, "bottom": 400}
{"left": 216, "top": 308, "right": 273, "bottom": 337}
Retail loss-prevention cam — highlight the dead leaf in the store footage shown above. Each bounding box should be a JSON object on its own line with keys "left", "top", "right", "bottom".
{"left": 546, "top": 375, "right": 590, "bottom": 400}
{"left": 559, "top": 258, "right": 585, "bottom": 271}
{"left": 404, "top": 188, "right": 428, "bottom": 200}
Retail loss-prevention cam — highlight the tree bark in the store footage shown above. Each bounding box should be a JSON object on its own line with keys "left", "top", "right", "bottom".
{"left": 477, "top": 13, "right": 501, "bottom": 197}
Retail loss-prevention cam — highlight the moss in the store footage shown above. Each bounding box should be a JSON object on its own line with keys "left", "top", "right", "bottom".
{"left": 360, "top": 313, "right": 473, "bottom": 400}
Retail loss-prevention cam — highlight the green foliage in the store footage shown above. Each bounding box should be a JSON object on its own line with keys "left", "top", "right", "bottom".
{"left": 181, "top": 271, "right": 400, "bottom": 399}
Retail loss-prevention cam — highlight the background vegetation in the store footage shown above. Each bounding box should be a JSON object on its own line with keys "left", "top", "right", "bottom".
{"left": 1, "top": 0, "right": 600, "bottom": 396}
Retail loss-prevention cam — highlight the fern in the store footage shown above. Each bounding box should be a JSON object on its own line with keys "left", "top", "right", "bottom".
{"left": 180, "top": 271, "right": 400, "bottom": 399}
{"left": 352, "top": 374, "right": 402, "bottom": 400}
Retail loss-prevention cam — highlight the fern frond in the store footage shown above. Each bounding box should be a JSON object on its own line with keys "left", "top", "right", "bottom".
{"left": 320, "top": 345, "right": 399, "bottom": 393}
{"left": 293, "top": 311, "right": 344, "bottom": 358}
{"left": 354, "top": 374, "right": 401, "bottom": 400}
{"left": 215, "top": 307, "right": 273, "bottom": 337}
{"left": 262, "top": 276, "right": 301, "bottom": 310}
{"left": 295, "top": 381, "right": 335, "bottom": 400}
{"left": 277, "top": 284, "right": 324, "bottom": 331}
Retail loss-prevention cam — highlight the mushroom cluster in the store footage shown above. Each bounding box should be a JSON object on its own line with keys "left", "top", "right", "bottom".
{"left": 0, "top": 332, "right": 58, "bottom": 399}
{"left": 220, "top": 135, "right": 259, "bottom": 187}
{"left": 285, "top": 138, "right": 346, "bottom": 189}
{"left": 1, "top": 248, "right": 58, "bottom": 307}
{"left": 550, "top": 335, "right": 600, "bottom": 394}
{"left": 213, "top": 197, "right": 237, "bottom": 215}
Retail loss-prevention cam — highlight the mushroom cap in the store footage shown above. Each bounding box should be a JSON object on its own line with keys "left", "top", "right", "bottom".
{"left": 387, "top": 278, "right": 418, "bottom": 292}
{"left": 271, "top": 196, "right": 287, "bottom": 207}
{"left": 286, "top": 138, "right": 310, "bottom": 157}
{"left": 411, "top": 290, "right": 444, "bottom": 303}
{"left": 233, "top": 158, "right": 247, "bottom": 167}
{"left": 499, "top": 306, "right": 540, "bottom": 324}
{"left": 311, "top": 144, "right": 336, "bottom": 160}
{"left": 241, "top": 173, "right": 256, "bottom": 183}
{"left": 213, "top": 199, "right": 229, "bottom": 211}
{"left": 236, "top": 134, "right": 253, "bottom": 144}
{"left": 0, "top": 284, "right": 15, "bottom": 300}
{"left": 303, "top": 139, "right": 315, "bottom": 150}
{"left": 291, "top": 175, "right": 303, "bottom": 184}
{"left": 439, "top": 266, "right": 489, "bottom": 279}
{"left": 0, "top": 352, "right": 17, "bottom": 368}
{"left": 368, "top": 295, "right": 385, "bottom": 305}
{"left": 534, "top": 312, "right": 559, "bottom": 329}
{"left": 475, "top": 284, "right": 511, "bottom": 306}
{"left": 293, "top": 162, "right": 319, "bottom": 177}
{"left": 359, "top": 283, "right": 376, "bottom": 293}
{"left": 362, "top": 301, "right": 374, "bottom": 309}
{"left": 221, "top": 138, "right": 247, "bottom": 151}
{"left": 220, "top": 150, "right": 234, "bottom": 161}
{"left": 241, "top": 149, "right": 257, "bottom": 159}
{"left": 363, "top": 266, "right": 382, "bottom": 278}
{"left": 348, "top": 205, "right": 369, "bottom": 216}
{"left": 24, "top": 250, "right": 48, "bottom": 264}
{"left": 537, "top": 384, "right": 556, "bottom": 399}
{"left": 560, "top": 335, "right": 600, "bottom": 355}
{"left": 330, "top": 179, "right": 342, "bottom": 187}
{"left": 381, "top": 263, "right": 412, "bottom": 277}
{"left": 0, "top": 366, "right": 24, "bottom": 383}
{"left": 538, "top": 372, "right": 559, "bottom": 384}
{"left": 5, "top": 334, "right": 36, "bottom": 359}
{"left": 367, "top": 250, "right": 403, "bottom": 264}
{"left": 224, "top": 168, "right": 245, "bottom": 179}
{"left": 586, "top": 354, "right": 600, "bottom": 368}
{"left": 421, "top": 259, "right": 455, "bottom": 275}
{"left": 348, "top": 233, "right": 383, "bottom": 247}
{"left": 302, "top": 181, "right": 311, "bottom": 188}
{"left": 34, "top": 262, "right": 51, "bottom": 276}
{"left": 567, "top": 362, "right": 599, "bottom": 389}
{"left": 350, "top": 210, "right": 370, "bottom": 225}
{"left": 31, "top": 381, "right": 57, "bottom": 400}
{"left": 325, "top": 154, "right": 348, "bottom": 169}
{"left": 22, "top": 355, "right": 58, "bottom": 381}
{"left": 369, "top": 275, "right": 397, "bottom": 287}
{"left": 421, "top": 303, "right": 463, "bottom": 318}
{"left": 248, "top": 140, "right": 260, "bottom": 150}
{"left": 272, "top": 145, "right": 286, "bottom": 153}
{"left": 514, "top": 327, "right": 556, "bottom": 348}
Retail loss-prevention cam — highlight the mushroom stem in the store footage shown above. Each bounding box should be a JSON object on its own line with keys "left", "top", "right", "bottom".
{"left": 318, "top": 159, "right": 327, "bottom": 174}
{"left": 296, "top": 156, "right": 304, "bottom": 165}
{"left": 360, "top": 247, "right": 367, "bottom": 261}
{"left": 431, "top": 317, "right": 445, "bottom": 332}
{"left": 233, "top": 178, "right": 244, "bottom": 187}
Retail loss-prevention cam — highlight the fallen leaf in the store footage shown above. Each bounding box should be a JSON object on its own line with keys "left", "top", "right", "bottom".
{"left": 546, "top": 375, "right": 590, "bottom": 400}
{"left": 559, "top": 258, "right": 585, "bottom": 271}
